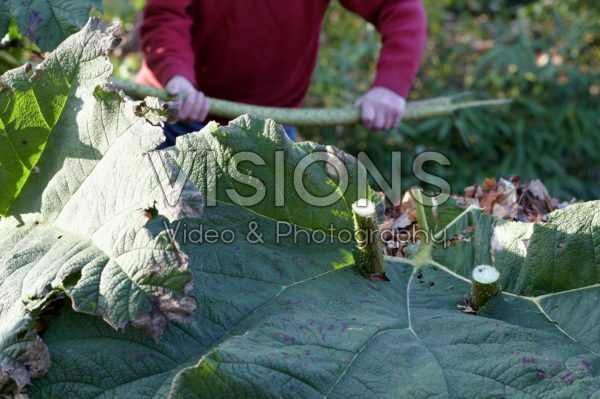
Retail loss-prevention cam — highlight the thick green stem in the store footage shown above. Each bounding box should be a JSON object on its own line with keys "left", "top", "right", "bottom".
{"left": 111, "top": 77, "right": 511, "bottom": 127}
{"left": 352, "top": 199, "right": 385, "bottom": 276}
{"left": 410, "top": 188, "right": 430, "bottom": 234}
{"left": 471, "top": 265, "right": 501, "bottom": 309}
{"left": 410, "top": 187, "right": 439, "bottom": 267}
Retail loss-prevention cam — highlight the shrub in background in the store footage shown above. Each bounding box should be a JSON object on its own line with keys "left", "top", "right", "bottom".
{"left": 304, "top": 0, "right": 599, "bottom": 200}
{"left": 2, "top": 0, "right": 596, "bottom": 200}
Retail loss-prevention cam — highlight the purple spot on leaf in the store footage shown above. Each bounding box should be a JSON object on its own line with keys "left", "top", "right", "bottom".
{"left": 279, "top": 333, "right": 295, "bottom": 344}
{"left": 562, "top": 372, "right": 574, "bottom": 383}
{"left": 522, "top": 357, "right": 536, "bottom": 366}
{"left": 580, "top": 361, "right": 591, "bottom": 373}
{"left": 534, "top": 370, "right": 548, "bottom": 379}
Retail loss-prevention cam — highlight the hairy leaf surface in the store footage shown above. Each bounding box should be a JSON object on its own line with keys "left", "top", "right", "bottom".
{"left": 163, "top": 116, "right": 368, "bottom": 233}
{"left": 431, "top": 201, "right": 600, "bottom": 356}
{"left": 26, "top": 124, "right": 600, "bottom": 397}
{"left": 0, "top": 16, "right": 116, "bottom": 217}
{"left": 0, "top": 18, "right": 598, "bottom": 399}
{"left": 0, "top": 20, "right": 197, "bottom": 396}
{"left": 29, "top": 224, "right": 600, "bottom": 397}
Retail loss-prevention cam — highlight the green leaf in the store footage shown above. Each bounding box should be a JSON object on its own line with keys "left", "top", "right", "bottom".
{"left": 0, "top": 17, "right": 117, "bottom": 217}
{"left": 165, "top": 116, "right": 368, "bottom": 233}
{"left": 432, "top": 201, "right": 599, "bottom": 296}
{"left": 24, "top": 124, "right": 600, "bottom": 397}
{"left": 1, "top": 18, "right": 599, "bottom": 399}
{"left": 28, "top": 232, "right": 600, "bottom": 397}
{"left": 431, "top": 200, "right": 600, "bottom": 359}
{"left": 0, "top": 0, "right": 102, "bottom": 51}
{"left": 0, "top": 20, "right": 197, "bottom": 396}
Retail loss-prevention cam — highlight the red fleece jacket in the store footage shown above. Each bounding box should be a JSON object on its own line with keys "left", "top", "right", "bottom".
{"left": 138, "top": 0, "right": 427, "bottom": 107}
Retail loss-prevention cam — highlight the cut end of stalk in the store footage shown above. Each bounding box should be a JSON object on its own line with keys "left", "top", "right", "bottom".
{"left": 469, "top": 264, "right": 501, "bottom": 310}
{"left": 351, "top": 199, "right": 385, "bottom": 277}
{"left": 472, "top": 265, "right": 500, "bottom": 284}
{"left": 352, "top": 199, "right": 377, "bottom": 217}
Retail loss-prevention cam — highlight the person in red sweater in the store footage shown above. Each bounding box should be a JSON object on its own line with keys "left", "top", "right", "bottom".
{"left": 138, "top": 0, "right": 427, "bottom": 136}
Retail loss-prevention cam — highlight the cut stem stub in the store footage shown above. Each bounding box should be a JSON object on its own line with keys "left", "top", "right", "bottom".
{"left": 471, "top": 265, "right": 501, "bottom": 309}
{"left": 352, "top": 199, "right": 385, "bottom": 276}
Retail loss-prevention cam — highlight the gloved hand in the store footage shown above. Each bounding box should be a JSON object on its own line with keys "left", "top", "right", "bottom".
{"left": 356, "top": 86, "right": 406, "bottom": 131}
{"left": 165, "top": 75, "right": 211, "bottom": 122}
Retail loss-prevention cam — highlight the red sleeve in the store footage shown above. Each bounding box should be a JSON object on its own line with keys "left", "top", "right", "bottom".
{"left": 140, "top": 0, "right": 197, "bottom": 87}
{"left": 339, "top": 0, "right": 427, "bottom": 98}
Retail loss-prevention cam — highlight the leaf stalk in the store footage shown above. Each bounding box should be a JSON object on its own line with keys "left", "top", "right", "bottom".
{"left": 352, "top": 199, "right": 385, "bottom": 276}
{"left": 111, "top": 77, "right": 511, "bottom": 127}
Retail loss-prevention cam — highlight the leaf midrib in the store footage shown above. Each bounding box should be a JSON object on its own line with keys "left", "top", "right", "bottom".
{"left": 429, "top": 259, "right": 600, "bottom": 357}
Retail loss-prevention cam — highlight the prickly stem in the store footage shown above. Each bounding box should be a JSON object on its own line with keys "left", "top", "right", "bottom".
{"left": 111, "top": 77, "right": 511, "bottom": 127}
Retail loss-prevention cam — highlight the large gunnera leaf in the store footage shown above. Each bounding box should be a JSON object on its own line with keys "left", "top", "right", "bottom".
{"left": 0, "top": 0, "right": 102, "bottom": 52}
{"left": 24, "top": 111, "right": 600, "bottom": 396}
{"left": 1, "top": 18, "right": 598, "bottom": 398}
{"left": 0, "top": 19, "right": 198, "bottom": 396}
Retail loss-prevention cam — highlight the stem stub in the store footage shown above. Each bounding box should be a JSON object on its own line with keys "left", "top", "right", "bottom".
{"left": 352, "top": 199, "right": 385, "bottom": 277}
{"left": 470, "top": 265, "right": 501, "bottom": 309}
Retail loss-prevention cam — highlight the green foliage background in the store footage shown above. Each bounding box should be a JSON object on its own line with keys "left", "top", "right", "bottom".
{"left": 304, "top": 0, "right": 599, "bottom": 200}
{"left": 3, "top": 0, "right": 597, "bottom": 200}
